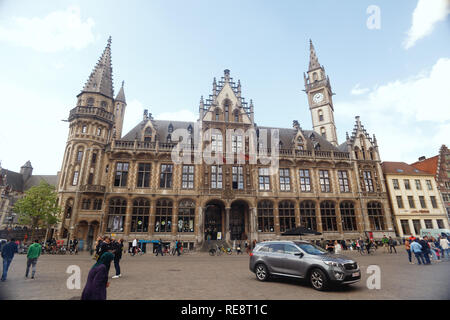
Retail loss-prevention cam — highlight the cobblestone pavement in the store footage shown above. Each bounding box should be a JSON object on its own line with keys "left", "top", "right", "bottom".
{"left": 0, "top": 248, "right": 449, "bottom": 300}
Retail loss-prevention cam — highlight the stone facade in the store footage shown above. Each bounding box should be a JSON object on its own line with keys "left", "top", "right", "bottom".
{"left": 55, "top": 39, "right": 395, "bottom": 250}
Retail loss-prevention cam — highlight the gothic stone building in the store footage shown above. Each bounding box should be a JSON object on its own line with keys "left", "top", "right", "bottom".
{"left": 56, "top": 38, "right": 395, "bottom": 250}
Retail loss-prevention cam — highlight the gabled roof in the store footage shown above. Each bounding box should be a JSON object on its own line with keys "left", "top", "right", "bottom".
{"left": 381, "top": 162, "right": 431, "bottom": 176}
{"left": 80, "top": 37, "right": 114, "bottom": 99}
{"left": 410, "top": 156, "right": 439, "bottom": 175}
{"left": 121, "top": 119, "right": 195, "bottom": 141}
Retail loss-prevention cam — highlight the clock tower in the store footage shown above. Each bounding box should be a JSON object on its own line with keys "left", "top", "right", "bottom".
{"left": 304, "top": 40, "right": 338, "bottom": 146}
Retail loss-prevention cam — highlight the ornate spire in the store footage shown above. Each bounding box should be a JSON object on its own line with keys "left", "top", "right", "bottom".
{"left": 115, "top": 80, "right": 126, "bottom": 103}
{"left": 81, "top": 36, "right": 114, "bottom": 98}
{"left": 308, "top": 39, "right": 321, "bottom": 71}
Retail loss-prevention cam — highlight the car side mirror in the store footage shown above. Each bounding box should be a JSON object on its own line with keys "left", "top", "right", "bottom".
{"left": 295, "top": 252, "right": 304, "bottom": 258}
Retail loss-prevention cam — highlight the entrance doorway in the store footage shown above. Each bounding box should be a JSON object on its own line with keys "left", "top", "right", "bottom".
{"left": 204, "top": 201, "right": 224, "bottom": 240}
{"left": 230, "top": 201, "right": 248, "bottom": 240}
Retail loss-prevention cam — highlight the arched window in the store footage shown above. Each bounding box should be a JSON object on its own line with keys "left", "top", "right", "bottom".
{"left": 296, "top": 136, "right": 304, "bottom": 150}
{"left": 320, "top": 127, "right": 326, "bottom": 138}
{"left": 107, "top": 198, "right": 126, "bottom": 232}
{"left": 257, "top": 201, "right": 274, "bottom": 233}
{"left": 318, "top": 110, "right": 324, "bottom": 122}
{"left": 131, "top": 198, "right": 150, "bottom": 233}
{"left": 279, "top": 201, "right": 295, "bottom": 232}
{"left": 81, "top": 125, "right": 87, "bottom": 134}
{"left": 300, "top": 201, "right": 317, "bottom": 230}
{"left": 234, "top": 110, "right": 239, "bottom": 122}
{"left": 224, "top": 101, "right": 230, "bottom": 121}
{"left": 340, "top": 201, "right": 357, "bottom": 231}
{"left": 354, "top": 147, "right": 359, "bottom": 159}
{"left": 144, "top": 127, "right": 152, "bottom": 142}
{"left": 177, "top": 199, "right": 195, "bottom": 232}
{"left": 81, "top": 198, "right": 91, "bottom": 210}
{"left": 155, "top": 199, "right": 173, "bottom": 233}
{"left": 320, "top": 201, "right": 337, "bottom": 231}
{"left": 367, "top": 202, "right": 385, "bottom": 231}
{"left": 313, "top": 72, "right": 318, "bottom": 82}
{"left": 65, "top": 199, "right": 73, "bottom": 219}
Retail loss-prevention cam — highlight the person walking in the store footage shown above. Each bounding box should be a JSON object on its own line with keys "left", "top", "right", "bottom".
{"left": 440, "top": 235, "right": 449, "bottom": 259}
{"left": 388, "top": 237, "right": 397, "bottom": 254}
{"left": 1, "top": 238, "right": 18, "bottom": 281}
{"left": 94, "top": 236, "right": 103, "bottom": 259}
{"left": 419, "top": 237, "right": 431, "bottom": 264}
{"left": 112, "top": 239, "right": 123, "bottom": 279}
{"left": 25, "top": 239, "right": 42, "bottom": 279}
{"left": 97, "top": 236, "right": 113, "bottom": 260}
{"left": 325, "top": 241, "right": 334, "bottom": 253}
{"left": 156, "top": 239, "right": 164, "bottom": 256}
{"left": 334, "top": 240, "right": 342, "bottom": 254}
{"left": 428, "top": 239, "right": 440, "bottom": 262}
{"left": 175, "top": 240, "right": 181, "bottom": 256}
{"left": 81, "top": 252, "right": 114, "bottom": 300}
{"left": 410, "top": 239, "right": 425, "bottom": 265}
{"left": 132, "top": 238, "right": 138, "bottom": 256}
{"left": 405, "top": 239, "right": 413, "bottom": 264}
{"left": 382, "top": 235, "right": 389, "bottom": 253}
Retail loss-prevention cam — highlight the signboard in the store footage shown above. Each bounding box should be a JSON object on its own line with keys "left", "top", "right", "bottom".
{"left": 217, "top": 232, "right": 222, "bottom": 240}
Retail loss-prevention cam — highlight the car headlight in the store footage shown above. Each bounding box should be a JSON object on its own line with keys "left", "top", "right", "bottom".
{"left": 324, "top": 261, "right": 344, "bottom": 269}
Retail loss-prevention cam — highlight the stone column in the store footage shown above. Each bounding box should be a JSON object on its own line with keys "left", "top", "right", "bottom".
{"left": 274, "top": 202, "right": 280, "bottom": 238}
{"left": 124, "top": 198, "right": 133, "bottom": 237}
{"left": 225, "top": 207, "right": 230, "bottom": 241}
{"left": 336, "top": 203, "right": 343, "bottom": 237}
{"left": 316, "top": 203, "right": 323, "bottom": 233}
{"left": 148, "top": 200, "right": 156, "bottom": 238}
{"left": 172, "top": 200, "right": 179, "bottom": 236}
{"left": 250, "top": 207, "right": 257, "bottom": 241}
{"left": 294, "top": 201, "right": 300, "bottom": 227}
{"left": 196, "top": 206, "right": 203, "bottom": 246}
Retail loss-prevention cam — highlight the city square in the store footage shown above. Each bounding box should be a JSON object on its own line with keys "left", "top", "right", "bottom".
{"left": 1, "top": 249, "right": 449, "bottom": 300}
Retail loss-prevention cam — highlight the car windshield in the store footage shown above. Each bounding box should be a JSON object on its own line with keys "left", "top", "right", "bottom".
{"left": 294, "top": 242, "right": 327, "bottom": 255}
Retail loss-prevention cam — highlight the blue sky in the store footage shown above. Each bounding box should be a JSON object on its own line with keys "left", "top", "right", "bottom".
{"left": 0, "top": 0, "right": 449, "bottom": 174}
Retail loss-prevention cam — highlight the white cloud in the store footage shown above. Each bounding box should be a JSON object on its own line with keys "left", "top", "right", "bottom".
{"left": 350, "top": 84, "right": 370, "bottom": 95}
{"left": 403, "top": 0, "right": 450, "bottom": 49}
{"left": 0, "top": 6, "right": 96, "bottom": 52}
{"left": 337, "top": 57, "right": 450, "bottom": 163}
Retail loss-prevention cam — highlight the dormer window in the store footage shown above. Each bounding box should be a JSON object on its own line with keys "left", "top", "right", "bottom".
{"left": 167, "top": 134, "right": 172, "bottom": 143}
{"left": 234, "top": 110, "right": 239, "bottom": 122}
{"left": 168, "top": 123, "right": 174, "bottom": 133}
{"left": 215, "top": 108, "right": 220, "bottom": 121}
{"left": 143, "top": 127, "right": 152, "bottom": 142}
{"left": 314, "top": 142, "right": 321, "bottom": 150}
{"left": 296, "top": 136, "right": 304, "bottom": 150}
{"left": 224, "top": 101, "right": 230, "bottom": 122}
{"left": 187, "top": 124, "right": 193, "bottom": 134}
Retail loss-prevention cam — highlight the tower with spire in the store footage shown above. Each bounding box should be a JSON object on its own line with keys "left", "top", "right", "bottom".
{"left": 304, "top": 40, "right": 338, "bottom": 146}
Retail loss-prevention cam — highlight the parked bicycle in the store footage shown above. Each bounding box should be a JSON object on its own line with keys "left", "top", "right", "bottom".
{"left": 209, "top": 244, "right": 232, "bottom": 256}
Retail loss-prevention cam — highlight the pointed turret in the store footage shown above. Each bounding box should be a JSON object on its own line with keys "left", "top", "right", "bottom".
{"left": 308, "top": 39, "right": 321, "bottom": 71}
{"left": 81, "top": 36, "right": 114, "bottom": 99}
{"left": 115, "top": 80, "right": 126, "bottom": 103}
{"left": 20, "top": 160, "right": 33, "bottom": 181}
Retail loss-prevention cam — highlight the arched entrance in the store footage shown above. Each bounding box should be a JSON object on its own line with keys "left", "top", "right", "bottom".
{"left": 204, "top": 200, "right": 224, "bottom": 240}
{"left": 230, "top": 200, "right": 249, "bottom": 241}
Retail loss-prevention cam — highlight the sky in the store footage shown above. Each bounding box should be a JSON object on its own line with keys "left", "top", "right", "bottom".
{"left": 0, "top": 0, "right": 449, "bottom": 175}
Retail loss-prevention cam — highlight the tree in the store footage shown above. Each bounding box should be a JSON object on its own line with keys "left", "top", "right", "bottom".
{"left": 13, "top": 181, "right": 61, "bottom": 243}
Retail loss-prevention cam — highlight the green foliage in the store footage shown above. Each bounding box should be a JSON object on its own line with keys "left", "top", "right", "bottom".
{"left": 13, "top": 181, "right": 61, "bottom": 230}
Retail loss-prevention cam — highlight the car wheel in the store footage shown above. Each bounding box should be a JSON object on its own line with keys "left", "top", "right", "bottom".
{"left": 255, "top": 263, "right": 270, "bottom": 281}
{"left": 310, "top": 268, "right": 329, "bottom": 291}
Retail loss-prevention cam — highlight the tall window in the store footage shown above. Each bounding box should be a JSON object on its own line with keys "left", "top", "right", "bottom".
{"left": 82, "top": 125, "right": 87, "bottom": 133}
{"left": 257, "top": 201, "right": 274, "bottom": 232}
{"left": 364, "top": 171, "right": 374, "bottom": 192}
{"left": 159, "top": 164, "right": 173, "bottom": 188}
{"left": 131, "top": 198, "right": 150, "bottom": 233}
{"left": 81, "top": 199, "right": 91, "bottom": 210}
{"left": 415, "top": 179, "right": 422, "bottom": 190}
{"left": 234, "top": 110, "right": 239, "bottom": 122}
{"left": 408, "top": 196, "right": 415, "bottom": 208}
{"left": 92, "top": 153, "right": 97, "bottom": 165}
{"left": 392, "top": 179, "right": 399, "bottom": 190}
{"left": 114, "top": 162, "right": 129, "bottom": 187}
{"left": 279, "top": 168, "right": 291, "bottom": 191}
{"left": 258, "top": 168, "right": 270, "bottom": 191}
{"left": 232, "top": 166, "right": 244, "bottom": 190}
{"left": 426, "top": 180, "right": 433, "bottom": 190}
{"left": 72, "top": 171, "right": 79, "bottom": 186}
{"left": 97, "top": 127, "right": 102, "bottom": 136}
{"left": 340, "top": 201, "right": 357, "bottom": 231}
{"left": 211, "top": 133, "right": 223, "bottom": 152}
{"left": 107, "top": 198, "right": 126, "bottom": 232}
{"left": 93, "top": 199, "right": 102, "bottom": 210}
{"left": 88, "top": 173, "right": 94, "bottom": 185}
{"left": 319, "top": 170, "right": 331, "bottom": 192}
{"left": 430, "top": 196, "right": 438, "bottom": 208}
{"left": 400, "top": 220, "right": 411, "bottom": 235}
{"left": 367, "top": 202, "right": 385, "bottom": 231}
{"left": 182, "top": 165, "right": 195, "bottom": 189}
{"left": 437, "top": 219, "right": 445, "bottom": 229}
{"left": 224, "top": 102, "right": 229, "bottom": 121}
{"left": 419, "top": 196, "right": 426, "bottom": 208}
{"left": 338, "top": 170, "right": 350, "bottom": 192}
{"left": 279, "top": 201, "right": 295, "bottom": 232}
{"left": 215, "top": 108, "right": 220, "bottom": 121}
{"left": 404, "top": 179, "right": 411, "bottom": 190}
{"left": 299, "top": 169, "right": 311, "bottom": 192}
{"left": 177, "top": 200, "right": 195, "bottom": 232}
{"left": 137, "top": 163, "right": 151, "bottom": 188}
{"left": 396, "top": 196, "right": 404, "bottom": 208}
{"left": 424, "top": 219, "right": 433, "bottom": 229}
{"left": 412, "top": 220, "right": 421, "bottom": 234}
{"left": 155, "top": 199, "right": 173, "bottom": 233}
{"left": 318, "top": 110, "right": 324, "bottom": 122}
{"left": 320, "top": 201, "right": 337, "bottom": 231}
{"left": 211, "top": 165, "right": 223, "bottom": 189}
{"left": 231, "top": 135, "right": 243, "bottom": 153}
{"left": 76, "top": 150, "right": 83, "bottom": 162}
{"left": 300, "top": 201, "right": 317, "bottom": 230}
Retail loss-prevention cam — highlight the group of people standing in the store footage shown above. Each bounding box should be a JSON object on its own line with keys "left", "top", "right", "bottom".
{"left": 405, "top": 234, "right": 449, "bottom": 265}
{"left": 1, "top": 238, "right": 42, "bottom": 281}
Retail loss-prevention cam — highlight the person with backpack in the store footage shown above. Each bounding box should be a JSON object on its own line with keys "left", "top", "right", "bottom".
{"left": 418, "top": 237, "right": 431, "bottom": 265}
{"left": 410, "top": 239, "right": 425, "bottom": 265}
{"left": 25, "top": 239, "right": 42, "bottom": 279}
{"left": 388, "top": 237, "right": 397, "bottom": 254}
{"left": 1, "top": 238, "right": 18, "bottom": 281}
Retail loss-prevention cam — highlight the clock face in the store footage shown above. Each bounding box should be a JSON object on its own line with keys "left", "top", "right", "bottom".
{"left": 313, "top": 92, "right": 324, "bottom": 104}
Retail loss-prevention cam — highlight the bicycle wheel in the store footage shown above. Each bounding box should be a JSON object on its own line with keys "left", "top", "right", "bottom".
{"left": 209, "top": 249, "right": 216, "bottom": 256}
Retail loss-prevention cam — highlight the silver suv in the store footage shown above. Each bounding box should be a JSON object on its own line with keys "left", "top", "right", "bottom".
{"left": 249, "top": 240, "right": 361, "bottom": 291}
